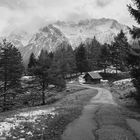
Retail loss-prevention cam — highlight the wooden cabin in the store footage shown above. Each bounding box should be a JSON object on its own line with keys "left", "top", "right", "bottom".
{"left": 84, "top": 72, "right": 102, "bottom": 84}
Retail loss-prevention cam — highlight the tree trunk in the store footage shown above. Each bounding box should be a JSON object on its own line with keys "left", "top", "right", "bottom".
{"left": 42, "top": 90, "right": 45, "bottom": 105}
{"left": 104, "top": 64, "right": 106, "bottom": 73}
{"left": 104, "top": 61, "right": 108, "bottom": 73}
{"left": 104, "top": 68, "right": 106, "bottom": 73}
{"left": 116, "top": 65, "right": 118, "bottom": 75}
{"left": 3, "top": 80, "right": 7, "bottom": 111}
{"left": 3, "top": 65, "right": 7, "bottom": 111}
{"left": 42, "top": 82, "right": 45, "bottom": 105}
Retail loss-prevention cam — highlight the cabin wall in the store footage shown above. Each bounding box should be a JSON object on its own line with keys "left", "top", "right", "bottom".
{"left": 84, "top": 74, "right": 101, "bottom": 84}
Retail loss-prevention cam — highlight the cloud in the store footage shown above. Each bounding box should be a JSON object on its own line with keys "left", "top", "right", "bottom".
{"left": 0, "top": 0, "right": 29, "bottom": 10}
{"left": 0, "top": 0, "right": 137, "bottom": 36}
{"left": 96, "top": 0, "right": 113, "bottom": 7}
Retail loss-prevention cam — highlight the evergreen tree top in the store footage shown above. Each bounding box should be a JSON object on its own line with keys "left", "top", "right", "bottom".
{"left": 128, "top": 0, "right": 140, "bottom": 38}
{"left": 114, "top": 30, "right": 128, "bottom": 43}
{"left": 128, "top": 0, "right": 140, "bottom": 24}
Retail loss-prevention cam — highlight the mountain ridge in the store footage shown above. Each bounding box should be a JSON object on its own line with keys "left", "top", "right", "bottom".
{"left": 4, "top": 18, "right": 132, "bottom": 64}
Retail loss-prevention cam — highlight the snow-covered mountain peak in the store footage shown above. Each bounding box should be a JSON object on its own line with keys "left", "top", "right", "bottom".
{"left": 6, "top": 18, "right": 132, "bottom": 65}
{"left": 53, "top": 18, "right": 130, "bottom": 46}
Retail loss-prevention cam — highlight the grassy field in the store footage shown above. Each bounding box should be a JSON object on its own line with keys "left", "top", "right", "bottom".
{"left": 0, "top": 85, "right": 97, "bottom": 140}
{"left": 110, "top": 83, "right": 137, "bottom": 107}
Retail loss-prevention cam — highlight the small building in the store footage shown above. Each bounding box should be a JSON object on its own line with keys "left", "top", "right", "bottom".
{"left": 84, "top": 72, "right": 102, "bottom": 84}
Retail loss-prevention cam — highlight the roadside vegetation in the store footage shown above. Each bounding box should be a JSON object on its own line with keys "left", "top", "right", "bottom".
{"left": 0, "top": 86, "right": 97, "bottom": 140}
{"left": 110, "top": 0, "right": 140, "bottom": 107}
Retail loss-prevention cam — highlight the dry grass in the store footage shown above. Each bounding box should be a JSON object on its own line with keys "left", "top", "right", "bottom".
{"left": 0, "top": 86, "right": 97, "bottom": 140}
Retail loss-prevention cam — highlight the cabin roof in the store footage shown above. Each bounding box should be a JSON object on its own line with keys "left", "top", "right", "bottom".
{"left": 85, "top": 72, "right": 102, "bottom": 79}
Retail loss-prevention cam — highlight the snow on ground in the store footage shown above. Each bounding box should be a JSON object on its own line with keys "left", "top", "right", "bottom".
{"left": 113, "top": 79, "right": 133, "bottom": 86}
{"left": 79, "top": 75, "right": 85, "bottom": 84}
{"left": 68, "top": 81, "right": 75, "bottom": 84}
{"left": 0, "top": 108, "right": 56, "bottom": 137}
{"left": 21, "top": 76, "right": 33, "bottom": 80}
{"left": 94, "top": 68, "right": 121, "bottom": 74}
{"left": 93, "top": 70, "right": 104, "bottom": 73}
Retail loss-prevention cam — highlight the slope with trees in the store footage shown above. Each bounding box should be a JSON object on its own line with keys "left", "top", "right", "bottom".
{"left": 27, "top": 49, "right": 64, "bottom": 105}
{"left": 27, "top": 43, "right": 74, "bottom": 105}
{"left": 0, "top": 39, "right": 24, "bottom": 110}
{"left": 127, "top": 0, "right": 140, "bottom": 101}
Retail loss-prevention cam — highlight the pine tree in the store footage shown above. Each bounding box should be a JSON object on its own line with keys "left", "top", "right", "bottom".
{"left": 65, "top": 45, "right": 77, "bottom": 75}
{"left": 28, "top": 53, "right": 37, "bottom": 75}
{"left": 33, "top": 50, "right": 51, "bottom": 105}
{"left": 0, "top": 39, "right": 24, "bottom": 110}
{"left": 48, "top": 52, "right": 54, "bottom": 61}
{"left": 75, "top": 43, "right": 89, "bottom": 73}
{"left": 128, "top": 0, "right": 140, "bottom": 27}
{"left": 54, "top": 43, "right": 68, "bottom": 78}
{"left": 49, "top": 59, "right": 66, "bottom": 90}
{"left": 127, "top": 0, "right": 140, "bottom": 100}
{"left": 28, "top": 53, "right": 37, "bottom": 68}
{"left": 100, "top": 43, "right": 110, "bottom": 73}
{"left": 110, "top": 30, "right": 130, "bottom": 73}
{"left": 30, "top": 48, "right": 66, "bottom": 104}
{"left": 54, "top": 43, "right": 76, "bottom": 78}
{"left": 128, "top": 1, "right": 140, "bottom": 39}
{"left": 86, "top": 37, "right": 102, "bottom": 70}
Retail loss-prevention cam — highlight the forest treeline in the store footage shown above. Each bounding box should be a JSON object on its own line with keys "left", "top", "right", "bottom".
{"left": 0, "top": 29, "right": 138, "bottom": 110}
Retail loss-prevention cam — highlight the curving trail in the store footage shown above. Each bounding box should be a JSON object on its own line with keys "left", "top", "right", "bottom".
{"left": 61, "top": 84, "right": 137, "bottom": 140}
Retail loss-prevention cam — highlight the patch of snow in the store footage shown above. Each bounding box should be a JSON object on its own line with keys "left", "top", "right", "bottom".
{"left": 113, "top": 79, "right": 132, "bottom": 86}
{"left": 26, "top": 131, "right": 33, "bottom": 136}
{"left": 0, "top": 108, "right": 56, "bottom": 137}
{"left": 48, "top": 85, "right": 55, "bottom": 88}
{"left": 94, "top": 70, "right": 104, "bottom": 73}
{"left": 21, "top": 76, "right": 33, "bottom": 81}
{"left": 68, "top": 81, "right": 75, "bottom": 84}
{"left": 93, "top": 67, "right": 122, "bottom": 74}
{"left": 101, "top": 79, "right": 108, "bottom": 83}
{"left": 20, "top": 138, "right": 25, "bottom": 140}
{"left": 113, "top": 79, "right": 134, "bottom": 90}
{"left": 17, "top": 108, "right": 55, "bottom": 118}
{"left": 79, "top": 76, "right": 85, "bottom": 84}
{"left": 106, "top": 69, "right": 121, "bottom": 74}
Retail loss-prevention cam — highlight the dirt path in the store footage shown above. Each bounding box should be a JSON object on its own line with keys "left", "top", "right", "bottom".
{"left": 61, "top": 85, "right": 137, "bottom": 140}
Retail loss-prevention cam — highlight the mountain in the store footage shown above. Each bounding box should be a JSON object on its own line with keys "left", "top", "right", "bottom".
{"left": 7, "top": 30, "right": 32, "bottom": 48}
{"left": 54, "top": 18, "right": 131, "bottom": 47}
{"left": 6, "top": 18, "right": 132, "bottom": 65}
{"left": 18, "top": 24, "right": 69, "bottom": 65}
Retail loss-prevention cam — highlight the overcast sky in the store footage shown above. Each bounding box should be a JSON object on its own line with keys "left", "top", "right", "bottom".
{"left": 0, "top": 0, "right": 137, "bottom": 35}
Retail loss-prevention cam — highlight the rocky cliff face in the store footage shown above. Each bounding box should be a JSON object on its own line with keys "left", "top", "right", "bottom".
{"left": 54, "top": 18, "right": 131, "bottom": 47}
{"left": 18, "top": 24, "right": 69, "bottom": 65}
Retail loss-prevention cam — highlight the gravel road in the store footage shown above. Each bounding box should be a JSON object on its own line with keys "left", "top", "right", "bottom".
{"left": 61, "top": 84, "right": 137, "bottom": 140}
